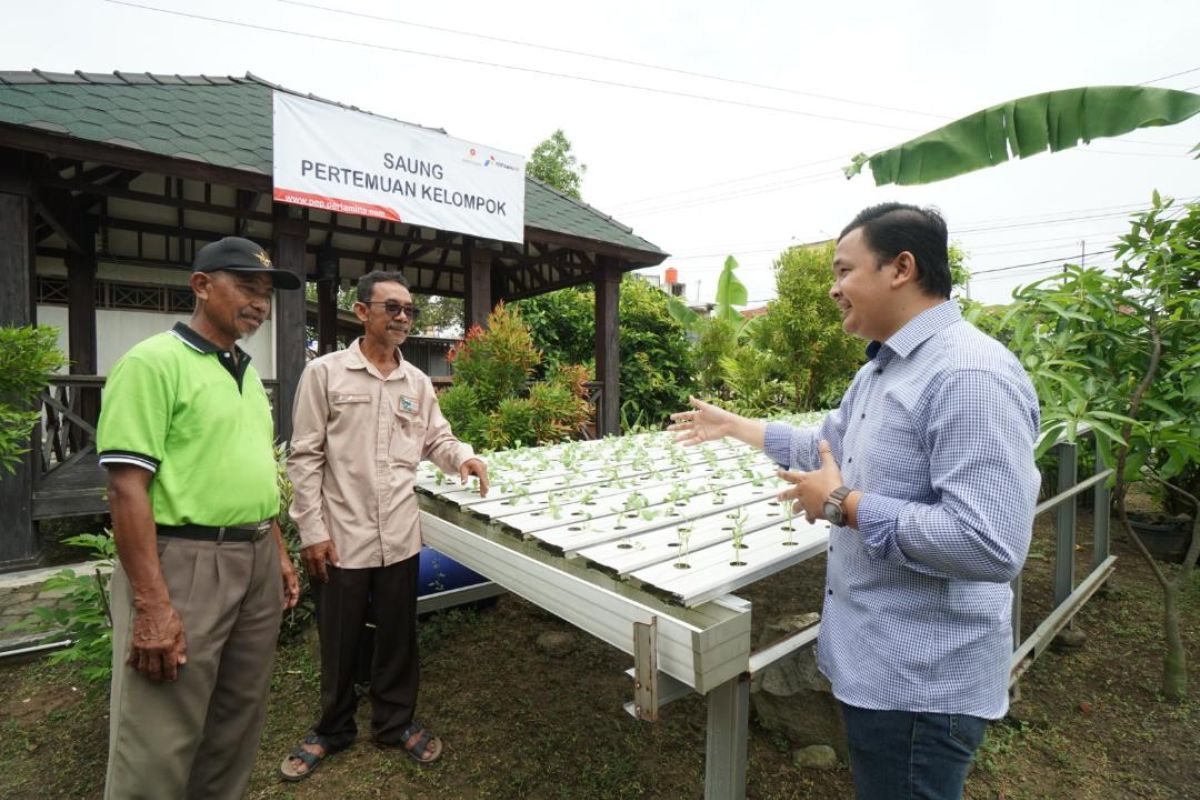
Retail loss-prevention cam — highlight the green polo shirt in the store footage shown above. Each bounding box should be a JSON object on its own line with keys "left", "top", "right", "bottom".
{"left": 97, "top": 323, "right": 279, "bottom": 527}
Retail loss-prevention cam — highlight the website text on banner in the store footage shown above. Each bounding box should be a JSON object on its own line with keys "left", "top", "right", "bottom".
{"left": 272, "top": 92, "right": 526, "bottom": 244}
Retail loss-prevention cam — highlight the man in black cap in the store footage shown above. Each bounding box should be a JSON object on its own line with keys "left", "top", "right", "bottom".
{"left": 97, "top": 236, "right": 302, "bottom": 799}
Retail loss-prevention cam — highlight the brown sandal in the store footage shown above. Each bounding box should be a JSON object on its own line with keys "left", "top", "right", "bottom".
{"left": 399, "top": 722, "right": 443, "bottom": 764}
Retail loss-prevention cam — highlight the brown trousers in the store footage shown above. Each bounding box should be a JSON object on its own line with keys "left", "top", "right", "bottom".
{"left": 104, "top": 534, "right": 284, "bottom": 800}
{"left": 313, "top": 555, "right": 420, "bottom": 750}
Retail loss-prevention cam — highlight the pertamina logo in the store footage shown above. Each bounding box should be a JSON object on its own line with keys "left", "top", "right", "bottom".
{"left": 463, "top": 146, "right": 520, "bottom": 172}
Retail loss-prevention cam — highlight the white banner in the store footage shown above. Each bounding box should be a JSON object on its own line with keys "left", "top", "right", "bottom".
{"left": 272, "top": 92, "right": 526, "bottom": 243}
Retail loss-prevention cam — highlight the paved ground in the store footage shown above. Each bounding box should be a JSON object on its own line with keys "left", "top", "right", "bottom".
{"left": 0, "top": 561, "right": 108, "bottom": 652}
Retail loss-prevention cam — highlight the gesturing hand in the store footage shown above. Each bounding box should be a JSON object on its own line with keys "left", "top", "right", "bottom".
{"left": 129, "top": 601, "right": 187, "bottom": 682}
{"left": 668, "top": 396, "right": 740, "bottom": 446}
{"left": 776, "top": 440, "right": 844, "bottom": 522}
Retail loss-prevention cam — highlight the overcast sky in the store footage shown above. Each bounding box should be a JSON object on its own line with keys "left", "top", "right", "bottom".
{"left": 4, "top": 0, "right": 1199, "bottom": 306}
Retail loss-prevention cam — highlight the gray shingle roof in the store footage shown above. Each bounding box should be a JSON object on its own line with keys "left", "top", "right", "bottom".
{"left": 0, "top": 70, "right": 665, "bottom": 257}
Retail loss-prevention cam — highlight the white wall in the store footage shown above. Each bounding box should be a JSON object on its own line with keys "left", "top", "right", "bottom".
{"left": 38, "top": 306, "right": 277, "bottom": 379}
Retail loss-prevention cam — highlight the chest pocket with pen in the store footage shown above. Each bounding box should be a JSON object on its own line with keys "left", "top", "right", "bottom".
{"left": 389, "top": 403, "right": 426, "bottom": 465}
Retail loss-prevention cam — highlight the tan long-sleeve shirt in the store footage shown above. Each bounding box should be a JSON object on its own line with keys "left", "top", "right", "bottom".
{"left": 288, "top": 339, "right": 474, "bottom": 567}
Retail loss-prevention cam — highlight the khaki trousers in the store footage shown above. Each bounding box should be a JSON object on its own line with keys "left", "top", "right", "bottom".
{"left": 104, "top": 533, "right": 284, "bottom": 800}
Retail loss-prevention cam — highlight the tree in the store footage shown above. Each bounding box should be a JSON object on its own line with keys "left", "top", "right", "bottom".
{"left": 528, "top": 129, "right": 587, "bottom": 199}
{"left": 515, "top": 277, "right": 696, "bottom": 430}
{"left": 616, "top": 277, "right": 697, "bottom": 428}
{"left": 411, "top": 295, "right": 464, "bottom": 336}
{"left": 514, "top": 285, "right": 594, "bottom": 368}
{"left": 1005, "top": 196, "right": 1200, "bottom": 701}
{"left": 751, "top": 242, "right": 864, "bottom": 411}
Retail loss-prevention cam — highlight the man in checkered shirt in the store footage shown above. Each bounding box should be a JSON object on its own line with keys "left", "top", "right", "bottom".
{"left": 671, "top": 203, "right": 1040, "bottom": 800}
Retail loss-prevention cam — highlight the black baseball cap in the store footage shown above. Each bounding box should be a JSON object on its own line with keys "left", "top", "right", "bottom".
{"left": 192, "top": 236, "right": 302, "bottom": 290}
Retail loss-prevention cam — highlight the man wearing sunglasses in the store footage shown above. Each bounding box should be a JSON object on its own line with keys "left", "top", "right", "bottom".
{"left": 280, "top": 270, "right": 488, "bottom": 780}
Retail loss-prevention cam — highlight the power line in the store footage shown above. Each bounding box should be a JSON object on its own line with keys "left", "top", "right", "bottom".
{"left": 618, "top": 171, "right": 843, "bottom": 218}
{"left": 649, "top": 197, "right": 1195, "bottom": 250}
{"left": 1140, "top": 65, "right": 1200, "bottom": 85}
{"left": 972, "top": 247, "right": 1118, "bottom": 276}
{"left": 973, "top": 261, "right": 1118, "bottom": 284}
{"left": 104, "top": 1, "right": 927, "bottom": 132}
{"left": 662, "top": 197, "right": 1194, "bottom": 267}
{"left": 278, "top": 0, "right": 947, "bottom": 120}
{"left": 967, "top": 235, "right": 1127, "bottom": 257}
{"left": 951, "top": 198, "right": 1186, "bottom": 229}
{"left": 606, "top": 152, "right": 864, "bottom": 210}
{"left": 953, "top": 198, "right": 1200, "bottom": 234}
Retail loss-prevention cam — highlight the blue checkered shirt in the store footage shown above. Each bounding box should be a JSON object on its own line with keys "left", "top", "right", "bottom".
{"left": 764, "top": 301, "right": 1040, "bottom": 719}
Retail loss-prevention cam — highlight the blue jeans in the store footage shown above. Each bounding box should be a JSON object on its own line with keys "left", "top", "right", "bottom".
{"left": 840, "top": 702, "right": 990, "bottom": 800}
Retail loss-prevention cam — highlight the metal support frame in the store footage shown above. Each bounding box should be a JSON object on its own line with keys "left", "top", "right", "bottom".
{"left": 1011, "top": 555, "right": 1118, "bottom": 685}
{"left": 1054, "top": 442, "right": 1078, "bottom": 607}
{"left": 419, "top": 498, "right": 758, "bottom": 799}
{"left": 418, "top": 503, "right": 751, "bottom": 693}
{"left": 704, "top": 672, "right": 750, "bottom": 800}
{"left": 414, "top": 580, "right": 506, "bottom": 616}
{"left": 633, "top": 616, "right": 659, "bottom": 721}
{"left": 1011, "top": 429, "right": 1116, "bottom": 687}
{"left": 1092, "top": 455, "right": 1112, "bottom": 570}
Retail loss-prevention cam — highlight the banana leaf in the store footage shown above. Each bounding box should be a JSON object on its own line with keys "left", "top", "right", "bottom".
{"left": 666, "top": 292, "right": 701, "bottom": 328}
{"left": 666, "top": 255, "right": 750, "bottom": 330}
{"left": 714, "top": 255, "right": 748, "bottom": 327}
{"left": 845, "top": 86, "right": 1200, "bottom": 186}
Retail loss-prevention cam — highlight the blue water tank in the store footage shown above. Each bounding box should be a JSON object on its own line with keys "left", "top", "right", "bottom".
{"left": 417, "top": 545, "right": 487, "bottom": 596}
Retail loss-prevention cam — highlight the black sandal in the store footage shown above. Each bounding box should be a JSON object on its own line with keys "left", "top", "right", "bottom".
{"left": 279, "top": 733, "right": 333, "bottom": 782}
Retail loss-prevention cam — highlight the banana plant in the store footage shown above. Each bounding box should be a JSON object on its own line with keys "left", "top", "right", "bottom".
{"left": 666, "top": 255, "right": 762, "bottom": 337}
{"left": 845, "top": 86, "right": 1200, "bottom": 186}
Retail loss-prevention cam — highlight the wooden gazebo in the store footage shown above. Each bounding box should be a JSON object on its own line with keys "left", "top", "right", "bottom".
{"left": 0, "top": 70, "right": 667, "bottom": 570}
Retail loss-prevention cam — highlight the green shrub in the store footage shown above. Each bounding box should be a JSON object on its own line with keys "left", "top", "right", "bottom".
{"left": 275, "top": 444, "right": 315, "bottom": 640}
{"left": 448, "top": 304, "right": 540, "bottom": 409}
{"left": 443, "top": 304, "right": 591, "bottom": 449}
{"left": 516, "top": 278, "right": 696, "bottom": 431}
{"left": 22, "top": 532, "right": 115, "bottom": 684}
{"left": 0, "top": 325, "right": 66, "bottom": 473}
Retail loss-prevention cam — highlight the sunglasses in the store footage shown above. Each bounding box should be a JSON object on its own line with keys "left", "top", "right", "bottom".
{"left": 363, "top": 301, "right": 422, "bottom": 320}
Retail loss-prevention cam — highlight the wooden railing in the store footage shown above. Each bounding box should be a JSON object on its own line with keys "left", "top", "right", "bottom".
{"left": 37, "top": 376, "right": 103, "bottom": 483}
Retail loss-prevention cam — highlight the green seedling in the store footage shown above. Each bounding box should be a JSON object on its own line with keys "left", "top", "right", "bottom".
{"left": 674, "top": 524, "right": 693, "bottom": 569}
{"left": 782, "top": 500, "right": 797, "bottom": 545}
{"left": 730, "top": 508, "right": 749, "bottom": 566}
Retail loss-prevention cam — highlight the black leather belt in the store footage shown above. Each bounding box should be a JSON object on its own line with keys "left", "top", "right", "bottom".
{"left": 157, "top": 520, "right": 273, "bottom": 543}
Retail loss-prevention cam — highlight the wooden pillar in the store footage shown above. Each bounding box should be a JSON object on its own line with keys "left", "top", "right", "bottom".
{"left": 0, "top": 159, "right": 39, "bottom": 568}
{"left": 463, "top": 237, "right": 493, "bottom": 329}
{"left": 595, "top": 256, "right": 622, "bottom": 437}
{"left": 66, "top": 221, "right": 99, "bottom": 432}
{"left": 272, "top": 204, "right": 308, "bottom": 443}
{"left": 317, "top": 278, "right": 338, "bottom": 355}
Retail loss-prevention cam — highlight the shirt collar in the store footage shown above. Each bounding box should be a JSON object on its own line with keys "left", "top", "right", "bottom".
{"left": 869, "top": 300, "right": 961, "bottom": 361}
{"left": 345, "top": 337, "right": 408, "bottom": 380}
{"left": 170, "top": 322, "right": 251, "bottom": 364}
